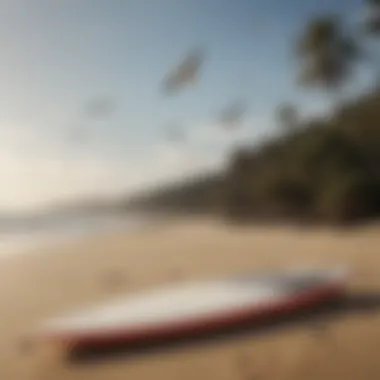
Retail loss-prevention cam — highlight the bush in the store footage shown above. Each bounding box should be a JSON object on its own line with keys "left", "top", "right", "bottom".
{"left": 223, "top": 90, "right": 380, "bottom": 224}
{"left": 315, "top": 172, "right": 380, "bottom": 223}
{"left": 126, "top": 90, "right": 380, "bottom": 226}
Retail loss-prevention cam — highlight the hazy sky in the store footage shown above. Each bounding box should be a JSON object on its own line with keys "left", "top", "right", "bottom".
{"left": 0, "top": 0, "right": 372, "bottom": 211}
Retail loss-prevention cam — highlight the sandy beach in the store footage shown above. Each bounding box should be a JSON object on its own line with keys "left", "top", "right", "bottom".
{"left": 0, "top": 218, "right": 379, "bottom": 380}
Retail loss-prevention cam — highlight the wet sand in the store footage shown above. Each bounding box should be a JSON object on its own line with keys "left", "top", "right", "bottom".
{"left": 0, "top": 218, "right": 379, "bottom": 380}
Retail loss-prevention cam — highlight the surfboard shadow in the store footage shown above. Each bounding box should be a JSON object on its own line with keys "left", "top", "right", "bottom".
{"left": 67, "top": 292, "right": 380, "bottom": 365}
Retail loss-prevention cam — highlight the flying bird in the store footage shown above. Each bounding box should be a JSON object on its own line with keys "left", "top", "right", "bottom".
{"left": 217, "top": 100, "right": 248, "bottom": 129}
{"left": 161, "top": 47, "right": 206, "bottom": 95}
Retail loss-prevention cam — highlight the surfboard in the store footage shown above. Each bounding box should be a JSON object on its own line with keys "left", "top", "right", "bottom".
{"left": 38, "top": 268, "right": 348, "bottom": 350}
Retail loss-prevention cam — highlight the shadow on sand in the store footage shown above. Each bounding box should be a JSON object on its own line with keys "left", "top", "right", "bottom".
{"left": 67, "top": 292, "right": 380, "bottom": 365}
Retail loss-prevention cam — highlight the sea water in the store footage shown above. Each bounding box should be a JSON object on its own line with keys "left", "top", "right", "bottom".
{"left": 0, "top": 210, "right": 149, "bottom": 258}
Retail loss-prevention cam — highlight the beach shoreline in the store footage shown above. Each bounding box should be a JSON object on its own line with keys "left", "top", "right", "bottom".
{"left": 0, "top": 211, "right": 161, "bottom": 260}
{"left": 0, "top": 218, "right": 379, "bottom": 380}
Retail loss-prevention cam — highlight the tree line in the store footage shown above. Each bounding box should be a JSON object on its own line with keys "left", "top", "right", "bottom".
{"left": 126, "top": 0, "right": 380, "bottom": 225}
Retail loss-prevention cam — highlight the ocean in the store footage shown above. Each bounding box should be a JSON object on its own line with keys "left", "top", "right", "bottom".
{"left": 0, "top": 210, "right": 148, "bottom": 258}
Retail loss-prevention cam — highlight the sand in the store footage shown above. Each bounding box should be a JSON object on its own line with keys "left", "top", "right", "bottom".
{"left": 0, "top": 218, "right": 379, "bottom": 380}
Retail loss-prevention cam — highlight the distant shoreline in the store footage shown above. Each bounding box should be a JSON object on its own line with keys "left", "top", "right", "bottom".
{"left": 0, "top": 211, "right": 158, "bottom": 259}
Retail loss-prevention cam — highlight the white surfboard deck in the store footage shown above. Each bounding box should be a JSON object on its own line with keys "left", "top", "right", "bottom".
{"left": 39, "top": 268, "right": 348, "bottom": 347}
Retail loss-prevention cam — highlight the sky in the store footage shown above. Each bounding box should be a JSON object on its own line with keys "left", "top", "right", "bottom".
{"left": 0, "top": 0, "right": 373, "bottom": 212}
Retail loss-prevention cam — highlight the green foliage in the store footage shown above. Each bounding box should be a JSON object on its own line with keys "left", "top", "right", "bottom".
{"left": 297, "top": 16, "right": 340, "bottom": 56}
{"left": 296, "top": 15, "right": 360, "bottom": 92}
{"left": 364, "top": 0, "right": 380, "bottom": 35}
{"left": 126, "top": 4, "right": 380, "bottom": 226}
{"left": 128, "top": 87, "right": 380, "bottom": 225}
{"left": 316, "top": 171, "right": 380, "bottom": 223}
{"left": 124, "top": 174, "right": 225, "bottom": 215}
{"left": 225, "top": 91, "right": 380, "bottom": 224}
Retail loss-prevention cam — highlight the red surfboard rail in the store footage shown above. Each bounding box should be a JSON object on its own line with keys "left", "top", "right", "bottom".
{"left": 39, "top": 270, "right": 347, "bottom": 351}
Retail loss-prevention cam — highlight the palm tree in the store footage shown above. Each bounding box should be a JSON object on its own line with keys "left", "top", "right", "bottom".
{"left": 364, "top": 0, "right": 380, "bottom": 34}
{"left": 362, "top": 0, "right": 380, "bottom": 86}
{"left": 296, "top": 15, "right": 359, "bottom": 104}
